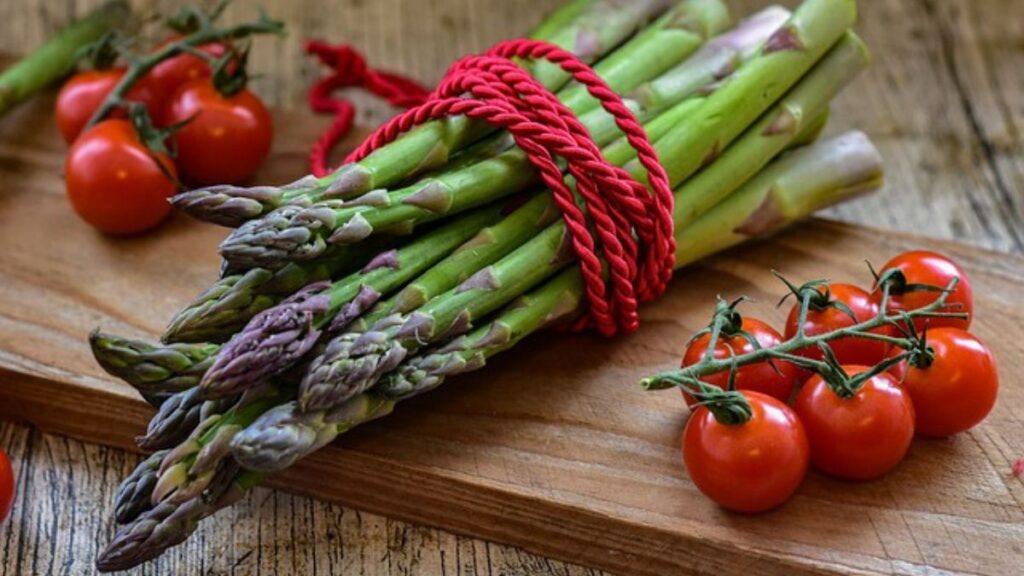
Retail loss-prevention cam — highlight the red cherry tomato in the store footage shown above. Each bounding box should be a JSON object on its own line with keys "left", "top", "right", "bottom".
{"left": 55, "top": 69, "right": 163, "bottom": 144}
{"left": 888, "top": 328, "right": 998, "bottom": 437}
{"left": 794, "top": 366, "right": 915, "bottom": 480}
{"left": 147, "top": 36, "right": 227, "bottom": 97}
{"left": 874, "top": 250, "right": 973, "bottom": 331}
{"left": 682, "top": 317, "right": 801, "bottom": 407}
{"left": 0, "top": 449, "right": 14, "bottom": 522}
{"left": 683, "top": 391, "right": 809, "bottom": 513}
{"left": 165, "top": 79, "right": 272, "bottom": 185}
{"left": 64, "top": 119, "right": 177, "bottom": 235}
{"left": 785, "top": 283, "right": 894, "bottom": 366}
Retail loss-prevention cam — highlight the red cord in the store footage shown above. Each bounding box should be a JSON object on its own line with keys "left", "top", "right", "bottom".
{"left": 305, "top": 39, "right": 674, "bottom": 337}
{"left": 305, "top": 40, "right": 431, "bottom": 177}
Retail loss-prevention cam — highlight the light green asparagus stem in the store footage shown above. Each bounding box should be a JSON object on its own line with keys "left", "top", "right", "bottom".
{"left": 675, "top": 131, "right": 882, "bottom": 262}
{"left": 218, "top": 5, "right": 785, "bottom": 271}
{"left": 622, "top": 0, "right": 857, "bottom": 187}
{"left": 672, "top": 32, "right": 867, "bottom": 227}
{"left": 0, "top": 1, "right": 130, "bottom": 117}
{"left": 174, "top": 0, "right": 731, "bottom": 227}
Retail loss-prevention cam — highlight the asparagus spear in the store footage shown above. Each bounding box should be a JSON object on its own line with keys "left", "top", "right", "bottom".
{"left": 135, "top": 388, "right": 235, "bottom": 451}
{"left": 113, "top": 450, "right": 168, "bottom": 524}
{"left": 0, "top": 1, "right": 131, "bottom": 116}
{"left": 173, "top": 0, "right": 711, "bottom": 226}
{"left": 218, "top": 6, "right": 788, "bottom": 272}
{"left": 91, "top": 331, "right": 218, "bottom": 394}
{"left": 97, "top": 130, "right": 884, "bottom": 571}
{"left": 284, "top": 19, "right": 866, "bottom": 416}
{"left": 164, "top": 235, "right": 395, "bottom": 344}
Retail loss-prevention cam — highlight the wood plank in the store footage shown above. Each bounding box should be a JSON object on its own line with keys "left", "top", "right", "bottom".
{"left": 0, "top": 97, "right": 1022, "bottom": 575}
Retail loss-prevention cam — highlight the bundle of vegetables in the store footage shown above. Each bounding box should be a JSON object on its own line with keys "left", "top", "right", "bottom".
{"left": 90, "top": 0, "right": 883, "bottom": 569}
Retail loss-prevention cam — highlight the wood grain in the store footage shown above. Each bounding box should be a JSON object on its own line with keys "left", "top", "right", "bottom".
{"left": 0, "top": 0, "right": 1022, "bottom": 574}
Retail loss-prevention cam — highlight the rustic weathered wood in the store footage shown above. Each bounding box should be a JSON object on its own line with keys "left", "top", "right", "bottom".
{"left": 0, "top": 0, "right": 1022, "bottom": 574}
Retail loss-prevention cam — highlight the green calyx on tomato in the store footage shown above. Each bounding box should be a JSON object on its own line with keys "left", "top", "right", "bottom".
{"left": 871, "top": 250, "right": 973, "bottom": 331}
{"left": 777, "top": 275, "right": 859, "bottom": 325}
{"left": 794, "top": 366, "right": 915, "bottom": 480}
{"left": 684, "top": 391, "right": 809, "bottom": 513}
{"left": 64, "top": 118, "right": 178, "bottom": 235}
{"left": 680, "top": 298, "right": 802, "bottom": 409}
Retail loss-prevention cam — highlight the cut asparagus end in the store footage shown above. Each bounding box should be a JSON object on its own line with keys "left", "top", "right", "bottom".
{"left": 676, "top": 130, "right": 883, "bottom": 265}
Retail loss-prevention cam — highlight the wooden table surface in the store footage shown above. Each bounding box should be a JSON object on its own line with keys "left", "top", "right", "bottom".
{"left": 0, "top": 0, "right": 1021, "bottom": 574}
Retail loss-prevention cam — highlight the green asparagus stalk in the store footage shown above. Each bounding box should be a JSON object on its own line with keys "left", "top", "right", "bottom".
{"left": 218, "top": 6, "right": 788, "bottom": 272}
{"left": 174, "top": 0, "right": 713, "bottom": 226}
{"left": 0, "top": 1, "right": 131, "bottom": 117}
{"left": 673, "top": 31, "right": 867, "bottom": 227}
{"left": 285, "top": 20, "right": 867, "bottom": 417}
{"left": 97, "top": 129, "right": 884, "bottom": 572}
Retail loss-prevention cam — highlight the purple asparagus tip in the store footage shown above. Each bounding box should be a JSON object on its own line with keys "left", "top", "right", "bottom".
{"left": 199, "top": 282, "right": 332, "bottom": 398}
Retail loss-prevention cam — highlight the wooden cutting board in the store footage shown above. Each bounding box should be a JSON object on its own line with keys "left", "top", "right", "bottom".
{"left": 0, "top": 95, "right": 1021, "bottom": 576}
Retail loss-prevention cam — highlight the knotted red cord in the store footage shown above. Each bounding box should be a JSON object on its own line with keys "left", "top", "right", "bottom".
{"left": 304, "top": 40, "right": 431, "bottom": 177}
{"left": 306, "top": 39, "right": 675, "bottom": 336}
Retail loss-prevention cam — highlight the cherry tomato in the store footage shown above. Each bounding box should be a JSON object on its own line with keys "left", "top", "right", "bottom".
{"left": 147, "top": 36, "right": 227, "bottom": 98}
{"left": 682, "top": 317, "right": 802, "bottom": 407}
{"left": 794, "top": 366, "right": 915, "bottom": 480}
{"left": 65, "top": 119, "right": 177, "bottom": 235}
{"left": 165, "top": 79, "right": 272, "bottom": 185}
{"left": 785, "top": 283, "right": 894, "bottom": 366}
{"left": 0, "top": 449, "right": 13, "bottom": 522}
{"left": 874, "top": 250, "right": 973, "bottom": 331}
{"left": 888, "top": 328, "right": 998, "bottom": 437}
{"left": 684, "top": 391, "right": 809, "bottom": 513}
{"left": 55, "top": 69, "right": 163, "bottom": 144}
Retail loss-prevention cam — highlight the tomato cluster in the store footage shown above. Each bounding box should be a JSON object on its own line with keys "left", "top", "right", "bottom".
{"left": 58, "top": 38, "right": 273, "bottom": 235}
{"left": 678, "top": 250, "right": 997, "bottom": 513}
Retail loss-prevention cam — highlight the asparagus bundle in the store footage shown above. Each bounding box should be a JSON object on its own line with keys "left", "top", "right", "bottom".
{"left": 93, "top": 0, "right": 883, "bottom": 569}
{"left": 161, "top": 0, "right": 782, "bottom": 340}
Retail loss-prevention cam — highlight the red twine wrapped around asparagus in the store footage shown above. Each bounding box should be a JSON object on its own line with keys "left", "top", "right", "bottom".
{"left": 306, "top": 40, "right": 674, "bottom": 336}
